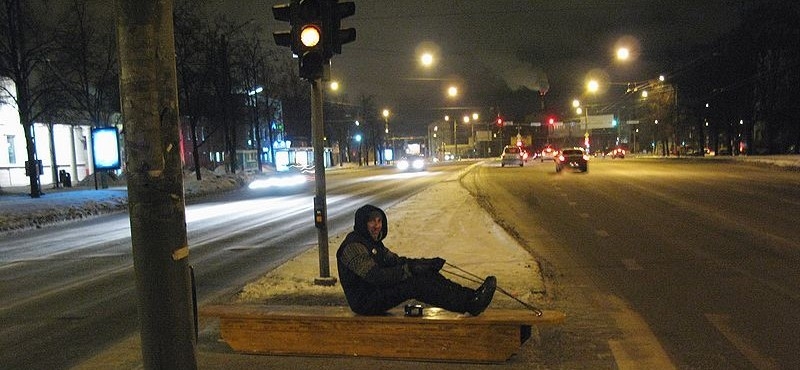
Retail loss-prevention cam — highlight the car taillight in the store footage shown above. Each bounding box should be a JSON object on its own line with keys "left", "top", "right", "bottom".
{"left": 557, "top": 155, "right": 565, "bottom": 161}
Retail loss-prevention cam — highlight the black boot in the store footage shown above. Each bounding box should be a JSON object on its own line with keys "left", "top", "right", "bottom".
{"left": 467, "top": 276, "right": 496, "bottom": 316}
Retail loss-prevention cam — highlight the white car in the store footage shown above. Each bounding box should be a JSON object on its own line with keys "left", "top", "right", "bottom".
{"left": 540, "top": 146, "right": 558, "bottom": 162}
{"left": 500, "top": 146, "right": 524, "bottom": 167}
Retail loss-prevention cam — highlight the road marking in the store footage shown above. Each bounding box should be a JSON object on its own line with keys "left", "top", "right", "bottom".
{"left": 603, "top": 294, "right": 676, "bottom": 369}
{"left": 705, "top": 313, "right": 780, "bottom": 370}
{"left": 569, "top": 201, "right": 577, "bottom": 206}
{"left": 622, "top": 258, "right": 643, "bottom": 270}
{"left": 595, "top": 229, "right": 609, "bottom": 237}
{"left": 579, "top": 212, "right": 589, "bottom": 218}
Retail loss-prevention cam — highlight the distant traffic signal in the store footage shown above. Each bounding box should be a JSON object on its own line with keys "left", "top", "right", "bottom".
{"left": 548, "top": 116, "right": 556, "bottom": 125}
{"left": 496, "top": 117, "right": 504, "bottom": 127}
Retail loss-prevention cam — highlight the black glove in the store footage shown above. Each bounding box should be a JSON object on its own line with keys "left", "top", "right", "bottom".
{"left": 425, "top": 257, "right": 446, "bottom": 272}
{"left": 408, "top": 257, "right": 446, "bottom": 276}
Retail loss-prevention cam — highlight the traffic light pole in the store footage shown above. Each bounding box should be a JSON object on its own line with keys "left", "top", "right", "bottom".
{"left": 311, "top": 78, "right": 335, "bottom": 286}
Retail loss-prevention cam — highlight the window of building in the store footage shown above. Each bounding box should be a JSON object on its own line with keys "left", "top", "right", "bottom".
{"left": 6, "top": 135, "right": 15, "bottom": 164}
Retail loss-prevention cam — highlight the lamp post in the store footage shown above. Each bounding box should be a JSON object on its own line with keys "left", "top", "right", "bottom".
{"left": 248, "top": 86, "right": 264, "bottom": 173}
{"left": 471, "top": 112, "right": 479, "bottom": 154}
{"left": 446, "top": 85, "right": 459, "bottom": 158}
{"left": 382, "top": 109, "right": 390, "bottom": 164}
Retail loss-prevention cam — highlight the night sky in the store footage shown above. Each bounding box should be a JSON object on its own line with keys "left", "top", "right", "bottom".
{"left": 204, "top": 0, "right": 744, "bottom": 134}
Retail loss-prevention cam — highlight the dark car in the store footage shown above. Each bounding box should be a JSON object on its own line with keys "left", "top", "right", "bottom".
{"left": 396, "top": 155, "right": 426, "bottom": 171}
{"left": 609, "top": 147, "right": 626, "bottom": 159}
{"left": 556, "top": 147, "right": 588, "bottom": 173}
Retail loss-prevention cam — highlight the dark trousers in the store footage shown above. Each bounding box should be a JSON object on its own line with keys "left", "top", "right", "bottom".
{"left": 355, "top": 273, "right": 476, "bottom": 315}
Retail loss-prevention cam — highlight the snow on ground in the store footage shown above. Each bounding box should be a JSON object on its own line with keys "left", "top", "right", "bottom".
{"left": 0, "top": 168, "right": 249, "bottom": 233}
{"left": 235, "top": 174, "right": 545, "bottom": 308}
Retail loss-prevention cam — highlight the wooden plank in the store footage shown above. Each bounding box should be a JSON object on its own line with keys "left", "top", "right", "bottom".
{"left": 201, "top": 305, "right": 566, "bottom": 363}
{"left": 202, "top": 304, "right": 565, "bottom": 326}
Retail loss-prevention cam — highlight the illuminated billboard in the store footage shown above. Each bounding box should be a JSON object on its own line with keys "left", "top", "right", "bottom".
{"left": 91, "top": 127, "right": 121, "bottom": 170}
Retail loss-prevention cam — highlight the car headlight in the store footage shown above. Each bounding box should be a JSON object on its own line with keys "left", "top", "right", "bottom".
{"left": 397, "top": 160, "right": 410, "bottom": 170}
{"left": 412, "top": 159, "right": 425, "bottom": 169}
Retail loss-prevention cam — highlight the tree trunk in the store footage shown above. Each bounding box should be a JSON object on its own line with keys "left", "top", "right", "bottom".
{"left": 115, "top": 0, "right": 197, "bottom": 368}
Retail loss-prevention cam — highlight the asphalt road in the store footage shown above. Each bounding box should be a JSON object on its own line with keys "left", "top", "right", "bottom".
{"left": 463, "top": 156, "right": 800, "bottom": 369}
{"left": 3, "top": 157, "right": 798, "bottom": 369}
{"left": 0, "top": 163, "right": 464, "bottom": 369}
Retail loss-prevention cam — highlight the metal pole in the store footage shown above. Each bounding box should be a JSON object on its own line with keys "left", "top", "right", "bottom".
{"left": 311, "top": 78, "right": 335, "bottom": 285}
{"left": 453, "top": 119, "right": 458, "bottom": 159}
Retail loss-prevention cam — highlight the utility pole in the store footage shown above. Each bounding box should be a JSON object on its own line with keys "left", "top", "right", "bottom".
{"left": 115, "top": 1, "right": 197, "bottom": 368}
{"left": 311, "top": 78, "right": 334, "bottom": 284}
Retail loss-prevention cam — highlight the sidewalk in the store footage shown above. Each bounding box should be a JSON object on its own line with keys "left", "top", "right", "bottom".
{"left": 72, "top": 172, "right": 548, "bottom": 369}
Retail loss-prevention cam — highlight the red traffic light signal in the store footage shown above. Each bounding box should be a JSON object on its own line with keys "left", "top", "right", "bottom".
{"left": 496, "top": 117, "right": 504, "bottom": 127}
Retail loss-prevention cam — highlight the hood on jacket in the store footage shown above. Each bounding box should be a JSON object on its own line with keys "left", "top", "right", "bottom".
{"left": 353, "top": 204, "right": 387, "bottom": 242}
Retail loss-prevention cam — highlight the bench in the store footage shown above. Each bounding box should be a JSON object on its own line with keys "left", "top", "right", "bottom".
{"left": 201, "top": 304, "right": 565, "bottom": 363}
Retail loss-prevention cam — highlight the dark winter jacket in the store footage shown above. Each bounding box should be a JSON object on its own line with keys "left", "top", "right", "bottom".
{"left": 336, "top": 205, "right": 411, "bottom": 313}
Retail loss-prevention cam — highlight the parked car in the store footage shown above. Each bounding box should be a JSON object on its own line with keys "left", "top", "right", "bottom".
{"left": 540, "top": 146, "right": 558, "bottom": 162}
{"left": 501, "top": 146, "right": 524, "bottom": 167}
{"left": 555, "top": 147, "right": 589, "bottom": 173}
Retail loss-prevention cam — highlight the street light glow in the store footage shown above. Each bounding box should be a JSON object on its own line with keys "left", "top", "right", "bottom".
{"left": 421, "top": 53, "right": 434, "bottom": 67}
{"left": 447, "top": 86, "right": 458, "bottom": 98}
{"left": 587, "top": 80, "right": 599, "bottom": 93}
{"left": 616, "top": 47, "right": 630, "bottom": 61}
{"left": 382, "top": 109, "right": 390, "bottom": 118}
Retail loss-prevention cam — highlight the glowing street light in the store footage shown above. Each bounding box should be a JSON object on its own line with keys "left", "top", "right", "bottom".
{"left": 382, "top": 109, "right": 390, "bottom": 134}
{"left": 447, "top": 85, "right": 458, "bottom": 98}
{"left": 420, "top": 52, "right": 434, "bottom": 67}
{"left": 587, "top": 79, "right": 600, "bottom": 94}
{"left": 616, "top": 47, "right": 630, "bottom": 61}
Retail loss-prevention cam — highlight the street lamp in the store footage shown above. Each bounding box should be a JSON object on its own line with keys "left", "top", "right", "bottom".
{"left": 444, "top": 115, "right": 457, "bottom": 159}
{"left": 587, "top": 79, "right": 599, "bottom": 94}
{"left": 446, "top": 85, "right": 460, "bottom": 158}
{"left": 382, "top": 109, "right": 390, "bottom": 164}
{"left": 382, "top": 109, "right": 390, "bottom": 134}
{"left": 420, "top": 52, "right": 434, "bottom": 67}
{"left": 471, "top": 113, "right": 479, "bottom": 153}
{"left": 616, "top": 47, "right": 630, "bottom": 61}
{"left": 447, "top": 85, "right": 458, "bottom": 98}
{"left": 248, "top": 86, "right": 264, "bottom": 173}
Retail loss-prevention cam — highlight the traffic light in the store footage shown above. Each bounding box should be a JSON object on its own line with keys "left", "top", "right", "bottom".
{"left": 496, "top": 117, "right": 504, "bottom": 127}
{"left": 322, "top": 0, "right": 356, "bottom": 58}
{"left": 272, "top": 0, "right": 328, "bottom": 80}
{"left": 548, "top": 117, "right": 555, "bottom": 125}
{"left": 296, "top": 0, "right": 326, "bottom": 79}
{"left": 271, "top": 3, "right": 294, "bottom": 50}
